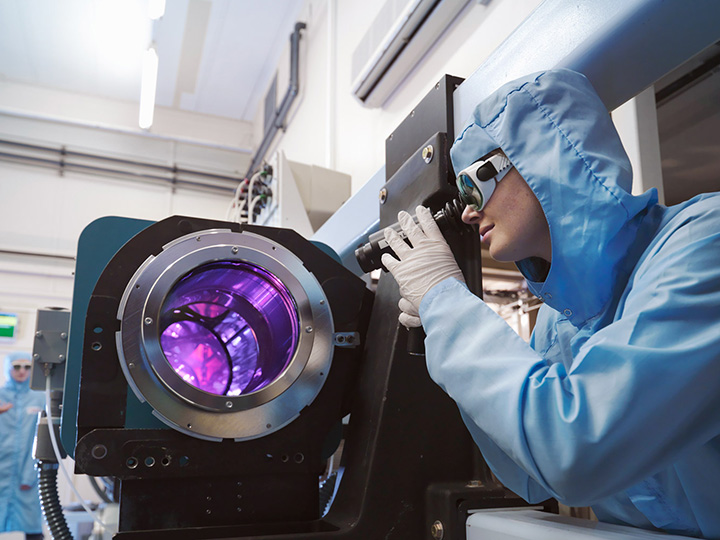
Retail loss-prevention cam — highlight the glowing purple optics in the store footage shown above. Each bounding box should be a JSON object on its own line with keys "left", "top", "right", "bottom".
{"left": 159, "top": 261, "right": 299, "bottom": 396}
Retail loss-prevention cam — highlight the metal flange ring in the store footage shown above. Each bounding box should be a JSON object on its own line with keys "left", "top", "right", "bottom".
{"left": 116, "top": 229, "right": 333, "bottom": 441}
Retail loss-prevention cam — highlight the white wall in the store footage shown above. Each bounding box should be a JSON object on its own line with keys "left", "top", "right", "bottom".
{"left": 0, "top": 110, "right": 253, "bottom": 362}
{"left": 258, "top": 0, "right": 544, "bottom": 193}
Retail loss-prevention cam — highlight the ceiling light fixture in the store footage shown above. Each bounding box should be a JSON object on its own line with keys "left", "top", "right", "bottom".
{"left": 139, "top": 45, "right": 159, "bottom": 129}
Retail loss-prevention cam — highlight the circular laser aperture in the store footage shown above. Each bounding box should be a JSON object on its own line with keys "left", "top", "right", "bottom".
{"left": 159, "top": 260, "right": 300, "bottom": 397}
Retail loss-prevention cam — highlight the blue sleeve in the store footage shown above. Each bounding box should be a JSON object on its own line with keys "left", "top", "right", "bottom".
{"left": 420, "top": 216, "right": 720, "bottom": 507}
{"left": 19, "top": 392, "right": 46, "bottom": 487}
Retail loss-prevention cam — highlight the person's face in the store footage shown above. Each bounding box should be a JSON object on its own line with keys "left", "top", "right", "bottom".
{"left": 461, "top": 168, "right": 551, "bottom": 263}
{"left": 10, "top": 359, "right": 32, "bottom": 383}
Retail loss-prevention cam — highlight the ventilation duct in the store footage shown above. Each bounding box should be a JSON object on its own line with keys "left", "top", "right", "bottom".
{"left": 351, "top": 0, "right": 470, "bottom": 108}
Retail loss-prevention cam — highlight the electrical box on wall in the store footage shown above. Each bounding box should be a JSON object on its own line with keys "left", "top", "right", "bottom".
{"left": 262, "top": 151, "right": 351, "bottom": 237}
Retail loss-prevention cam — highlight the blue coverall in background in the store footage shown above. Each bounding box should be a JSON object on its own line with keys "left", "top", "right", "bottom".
{"left": 419, "top": 69, "right": 720, "bottom": 537}
{"left": 0, "top": 352, "right": 47, "bottom": 536}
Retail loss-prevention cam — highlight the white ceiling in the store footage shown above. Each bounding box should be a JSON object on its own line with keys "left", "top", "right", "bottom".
{"left": 0, "top": 0, "right": 304, "bottom": 122}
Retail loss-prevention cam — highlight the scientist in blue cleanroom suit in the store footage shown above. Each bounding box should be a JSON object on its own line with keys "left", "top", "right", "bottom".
{"left": 0, "top": 352, "right": 47, "bottom": 539}
{"left": 382, "top": 68, "right": 720, "bottom": 538}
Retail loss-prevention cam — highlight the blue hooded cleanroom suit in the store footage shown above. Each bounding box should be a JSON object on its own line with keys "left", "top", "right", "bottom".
{"left": 0, "top": 352, "right": 46, "bottom": 535}
{"left": 419, "top": 69, "right": 720, "bottom": 537}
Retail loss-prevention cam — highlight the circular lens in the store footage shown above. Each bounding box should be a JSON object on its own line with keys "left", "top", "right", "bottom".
{"left": 456, "top": 175, "right": 483, "bottom": 211}
{"left": 159, "top": 260, "right": 299, "bottom": 396}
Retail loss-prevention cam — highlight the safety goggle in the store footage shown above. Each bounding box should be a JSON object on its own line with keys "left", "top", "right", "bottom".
{"left": 455, "top": 152, "right": 513, "bottom": 212}
{"left": 12, "top": 364, "right": 31, "bottom": 371}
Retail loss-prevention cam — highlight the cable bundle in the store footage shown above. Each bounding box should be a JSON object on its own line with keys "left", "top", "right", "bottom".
{"left": 226, "top": 165, "right": 274, "bottom": 224}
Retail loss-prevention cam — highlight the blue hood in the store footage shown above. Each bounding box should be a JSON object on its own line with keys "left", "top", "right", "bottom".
{"left": 3, "top": 351, "right": 32, "bottom": 392}
{"left": 450, "top": 69, "right": 657, "bottom": 325}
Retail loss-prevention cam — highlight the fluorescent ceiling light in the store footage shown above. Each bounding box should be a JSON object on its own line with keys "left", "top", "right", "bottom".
{"left": 148, "top": 0, "right": 166, "bottom": 20}
{"left": 139, "top": 46, "right": 159, "bottom": 129}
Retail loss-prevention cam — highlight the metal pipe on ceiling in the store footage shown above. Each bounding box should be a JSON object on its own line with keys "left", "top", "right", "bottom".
{"left": 0, "top": 138, "right": 242, "bottom": 194}
{"left": 245, "top": 22, "right": 306, "bottom": 179}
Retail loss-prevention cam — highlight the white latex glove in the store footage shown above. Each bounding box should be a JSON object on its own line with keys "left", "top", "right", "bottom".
{"left": 398, "top": 297, "right": 421, "bottom": 328}
{"left": 381, "top": 205, "right": 465, "bottom": 319}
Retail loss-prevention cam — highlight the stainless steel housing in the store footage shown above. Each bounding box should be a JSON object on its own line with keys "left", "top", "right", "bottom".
{"left": 116, "top": 229, "right": 334, "bottom": 442}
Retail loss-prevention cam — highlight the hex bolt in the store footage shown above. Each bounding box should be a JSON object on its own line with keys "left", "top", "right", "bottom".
{"left": 379, "top": 188, "right": 388, "bottom": 205}
{"left": 431, "top": 520, "right": 444, "bottom": 540}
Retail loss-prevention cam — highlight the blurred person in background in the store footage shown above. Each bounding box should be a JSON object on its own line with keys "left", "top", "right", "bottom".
{"left": 0, "top": 352, "right": 46, "bottom": 540}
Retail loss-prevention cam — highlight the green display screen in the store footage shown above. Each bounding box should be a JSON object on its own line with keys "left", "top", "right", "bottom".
{"left": 0, "top": 313, "right": 18, "bottom": 339}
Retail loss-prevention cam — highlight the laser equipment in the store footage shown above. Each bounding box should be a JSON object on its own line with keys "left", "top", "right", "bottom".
{"left": 55, "top": 75, "right": 539, "bottom": 540}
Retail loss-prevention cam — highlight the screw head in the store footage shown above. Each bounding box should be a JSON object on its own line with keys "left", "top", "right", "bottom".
{"left": 225, "top": 401, "right": 233, "bottom": 409}
{"left": 60, "top": 332, "right": 68, "bottom": 340}
{"left": 422, "top": 145, "right": 434, "bottom": 164}
{"left": 35, "top": 331, "right": 43, "bottom": 338}
{"left": 33, "top": 353, "right": 40, "bottom": 360}
{"left": 144, "top": 317, "right": 153, "bottom": 325}
{"left": 431, "top": 520, "right": 444, "bottom": 540}
{"left": 305, "top": 326, "right": 313, "bottom": 333}
{"left": 232, "top": 246, "right": 239, "bottom": 254}
{"left": 91, "top": 444, "right": 108, "bottom": 460}
{"left": 379, "top": 188, "right": 388, "bottom": 205}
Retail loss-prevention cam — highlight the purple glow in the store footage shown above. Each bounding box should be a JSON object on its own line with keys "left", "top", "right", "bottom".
{"left": 159, "top": 261, "right": 299, "bottom": 396}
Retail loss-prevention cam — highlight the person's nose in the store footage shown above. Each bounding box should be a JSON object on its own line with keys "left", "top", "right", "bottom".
{"left": 461, "top": 205, "right": 481, "bottom": 225}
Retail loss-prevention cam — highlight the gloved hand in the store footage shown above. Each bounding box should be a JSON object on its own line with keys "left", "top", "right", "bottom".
{"left": 398, "top": 297, "right": 421, "bottom": 328}
{"left": 381, "top": 205, "right": 465, "bottom": 323}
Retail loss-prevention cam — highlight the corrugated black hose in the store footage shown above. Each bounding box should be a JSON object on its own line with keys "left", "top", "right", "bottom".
{"left": 37, "top": 461, "right": 73, "bottom": 540}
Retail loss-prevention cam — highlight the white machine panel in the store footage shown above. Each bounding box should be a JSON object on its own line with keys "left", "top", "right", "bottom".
{"left": 467, "top": 510, "right": 697, "bottom": 540}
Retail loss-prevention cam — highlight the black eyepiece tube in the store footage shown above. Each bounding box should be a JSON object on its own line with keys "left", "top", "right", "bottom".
{"left": 355, "top": 198, "right": 469, "bottom": 273}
